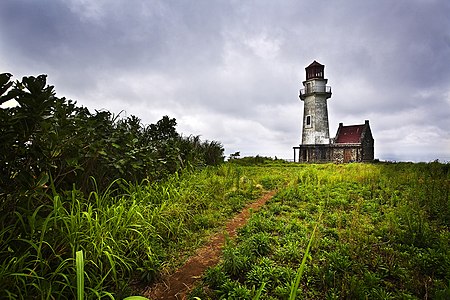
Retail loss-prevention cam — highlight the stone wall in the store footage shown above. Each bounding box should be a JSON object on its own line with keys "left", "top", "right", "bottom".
{"left": 297, "top": 144, "right": 372, "bottom": 163}
{"left": 361, "top": 127, "right": 374, "bottom": 161}
{"left": 298, "top": 144, "right": 332, "bottom": 163}
{"left": 331, "top": 144, "right": 362, "bottom": 163}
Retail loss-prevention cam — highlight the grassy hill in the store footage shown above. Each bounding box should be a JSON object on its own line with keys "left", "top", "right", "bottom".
{"left": 191, "top": 161, "right": 450, "bottom": 299}
{"left": 1, "top": 161, "right": 449, "bottom": 299}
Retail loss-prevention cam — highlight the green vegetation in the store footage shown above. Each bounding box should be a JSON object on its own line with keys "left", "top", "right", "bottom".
{"left": 0, "top": 163, "right": 273, "bottom": 299}
{"left": 1, "top": 73, "right": 449, "bottom": 299}
{"left": 0, "top": 72, "right": 230, "bottom": 299}
{"left": 0, "top": 72, "right": 224, "bottom": 210}
{"left": 192, "top": 162, "right": 450, "bottom": 299}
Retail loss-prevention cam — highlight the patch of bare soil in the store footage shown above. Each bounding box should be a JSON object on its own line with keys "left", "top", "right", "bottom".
{"left": 141, "top": 190, "right": 276, "bottom": 300}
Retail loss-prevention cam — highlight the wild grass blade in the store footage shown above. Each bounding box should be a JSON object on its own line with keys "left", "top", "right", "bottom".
{"left": 76, "top": 250, "right": 84, "bottom": 300}
{"left": 252, "top": 281, "right": 266, "bottom": 300}
{"left": 289, "top": 216, "right": 320, "bottom": 300}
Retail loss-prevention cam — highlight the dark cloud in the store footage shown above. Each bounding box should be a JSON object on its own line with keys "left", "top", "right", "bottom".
{"left": 1, "top": 0, "right": 449, "bottom": 161}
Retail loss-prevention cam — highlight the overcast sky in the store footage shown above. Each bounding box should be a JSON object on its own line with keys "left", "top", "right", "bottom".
{"left": 1, "top": 0, "right": 450, "bottom": 161}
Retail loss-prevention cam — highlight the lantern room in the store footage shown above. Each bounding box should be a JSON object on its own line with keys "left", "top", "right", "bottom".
{"left": 305, "top": 60, "right": 324, "bottom": 80}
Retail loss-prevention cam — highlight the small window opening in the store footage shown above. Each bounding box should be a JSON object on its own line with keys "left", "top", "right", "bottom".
{"left": 306, "top": 115, "right": 312, "bottom": 127}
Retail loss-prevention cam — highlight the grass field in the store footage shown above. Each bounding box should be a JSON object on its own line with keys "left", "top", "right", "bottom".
{"left": 1, "top": 161, "right": 449, "bottom": 299}
{"left": 0, "top": 163, "right": 282, "bottom": 299}
{"left": 191, "top": 162, "right": 450, "bottom": 299}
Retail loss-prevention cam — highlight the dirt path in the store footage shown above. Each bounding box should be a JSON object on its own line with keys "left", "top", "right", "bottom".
{"left": 141, "top": 190, "right": 276, "bottom": 300}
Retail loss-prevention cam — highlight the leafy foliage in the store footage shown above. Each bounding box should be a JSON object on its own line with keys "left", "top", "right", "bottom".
{"left": 0, "top": 73, "right": 224, "bottom": 220}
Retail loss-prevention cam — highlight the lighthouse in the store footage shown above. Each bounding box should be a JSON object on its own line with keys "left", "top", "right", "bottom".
{"left": 299, "top": 60, "right": 332, "bottom": 144}
{"left": 293, "top": 61, "right": 374, "bottom": 163}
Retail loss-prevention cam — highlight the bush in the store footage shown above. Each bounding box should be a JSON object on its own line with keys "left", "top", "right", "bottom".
{"left": 0, "top": 72, "right": 224, "bottom": 220}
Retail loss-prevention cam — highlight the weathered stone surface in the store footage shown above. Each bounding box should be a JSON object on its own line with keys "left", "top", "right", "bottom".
{"left": 300, "top": 79, "right": 331, "bottom": 145}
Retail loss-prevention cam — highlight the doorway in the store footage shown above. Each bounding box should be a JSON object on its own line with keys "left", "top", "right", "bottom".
{"left": 344, "top": 149, "right": 352, "bottom": 163}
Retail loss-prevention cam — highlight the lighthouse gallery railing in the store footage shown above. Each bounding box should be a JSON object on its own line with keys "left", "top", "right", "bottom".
{"left": 299, "top": 86, "right": 331, "bottom": 97}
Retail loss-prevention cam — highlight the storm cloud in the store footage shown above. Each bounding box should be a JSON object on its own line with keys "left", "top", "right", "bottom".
{"left": 1, "top": 0, "right": 449, "bottom": 161}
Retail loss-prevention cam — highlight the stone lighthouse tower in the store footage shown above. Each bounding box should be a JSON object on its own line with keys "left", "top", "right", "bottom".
{"left": 299, "top": 60, "right": 332, "bottom": 144}
{"left": 293, "top": 61, "right": 374, "bottom": 163}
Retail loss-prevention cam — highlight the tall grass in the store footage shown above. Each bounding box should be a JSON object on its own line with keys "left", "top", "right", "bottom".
{"left": 0, "top": 164, "right": 277, "bottom": 298}
{"left": 3, "top": 161, "right": 448, "bottom": 298}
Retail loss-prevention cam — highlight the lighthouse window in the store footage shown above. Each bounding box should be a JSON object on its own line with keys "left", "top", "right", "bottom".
{"left": 306, "top": 115, "right": 312, "bottom": 127}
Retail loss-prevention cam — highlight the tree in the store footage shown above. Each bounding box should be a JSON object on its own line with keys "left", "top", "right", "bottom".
{"left": 230, "top": 151, "right": 240, "bottom": 160}
{"left": 146, "top": 115, "right": 179, "bottom": 141}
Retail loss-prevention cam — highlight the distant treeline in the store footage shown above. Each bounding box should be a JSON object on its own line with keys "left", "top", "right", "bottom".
{"left": 0, "top": 73, "right": 224, "bottom": 218}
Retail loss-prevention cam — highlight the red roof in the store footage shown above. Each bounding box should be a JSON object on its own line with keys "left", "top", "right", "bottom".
{"left": 335, "top": 124, "right": 365, "bottom": 143}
